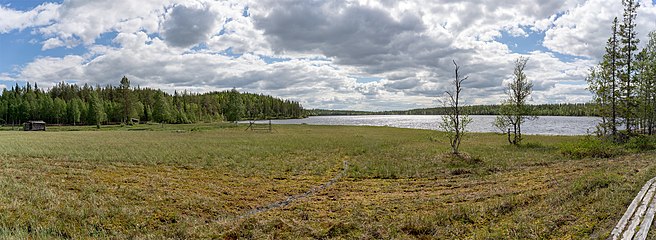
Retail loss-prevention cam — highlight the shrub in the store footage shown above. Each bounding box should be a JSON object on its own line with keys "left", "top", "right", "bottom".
{"left": 625, "top": 135, "right": 656, "bottom": 151}
{"left": 560, "top": 137, "right": 625, "bottom": 159}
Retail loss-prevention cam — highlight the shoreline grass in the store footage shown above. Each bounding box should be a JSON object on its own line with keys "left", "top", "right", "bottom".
{"left": 0, "top": 124, "right": 654, "bottom": 238}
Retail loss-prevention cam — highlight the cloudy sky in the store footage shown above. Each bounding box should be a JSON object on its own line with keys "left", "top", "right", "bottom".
{"left": 1, "top": 0, "right": 656, "bottom": 110}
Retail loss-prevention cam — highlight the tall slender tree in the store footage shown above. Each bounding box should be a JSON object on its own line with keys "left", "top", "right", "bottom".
{"left": 119, "top": 76, "right": 133, "bottom": 123}
{"left": 618, "top": 0, "right": 640, "bottom": 133}
{"left": 588, "top": 18, "right": 621, "bottom": 138}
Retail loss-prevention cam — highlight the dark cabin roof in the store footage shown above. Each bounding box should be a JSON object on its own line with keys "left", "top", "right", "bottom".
{"left": 26, "top": 121, "right": 46, "bottom": 124}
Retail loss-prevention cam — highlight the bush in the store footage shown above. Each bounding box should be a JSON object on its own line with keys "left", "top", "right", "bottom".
{"left": 560, "top": 137, "right": 625, "bottom": 159}
{"left": 625, "top": 135, "right": 656, "bottom": 151}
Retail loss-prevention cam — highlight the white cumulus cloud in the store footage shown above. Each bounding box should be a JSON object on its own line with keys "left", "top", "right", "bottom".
{"left": 1, "top": 0, "right": 656, "bottom": 110}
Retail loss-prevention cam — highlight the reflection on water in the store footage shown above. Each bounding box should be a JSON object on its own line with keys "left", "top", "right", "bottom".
{"left": 244, "top": 115, "right": 600, "bottom": 136}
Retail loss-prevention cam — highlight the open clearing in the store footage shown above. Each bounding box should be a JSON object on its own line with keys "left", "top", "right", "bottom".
{"left": 1, "top": 124, "right": 656, "bottom": 239}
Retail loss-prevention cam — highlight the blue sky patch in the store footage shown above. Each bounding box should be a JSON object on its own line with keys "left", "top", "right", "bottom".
{"left": 353, "top": 76, "right": 382, "bottom": 84}
{"left": 242, "top": 6, "right": 250, "bottom": 17}
{"left": 495, "top": 27, "right": 582, "bottom": 63}
{"left": 219, "top": 47, "right": 243, "bottom": 58}
{"left": 190, "top": 43, "right": 210, "bottom": 52}
{"left": 0, "top": 29, "right": 85, "bottom": 74}
{"left": 0, "top": 0, "right": 61, "bottom": 11}
{"left": 261, "top": 55, "right": 291, "bottom": 64}
{"left": 96, "top": 31, "right": 120, "bottom": 47}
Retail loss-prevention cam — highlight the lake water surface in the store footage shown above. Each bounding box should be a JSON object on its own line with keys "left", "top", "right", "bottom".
{"left": 246, "top": 115, "right": 600, "bottom": 136}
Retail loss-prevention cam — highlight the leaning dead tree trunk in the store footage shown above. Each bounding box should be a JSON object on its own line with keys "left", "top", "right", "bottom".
{"left": 440, "top": 60, "right": 472, "bottom": 155}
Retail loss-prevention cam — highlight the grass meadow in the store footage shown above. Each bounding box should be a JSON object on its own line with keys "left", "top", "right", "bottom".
{"left": 0, "top": 123, "right": 655, "bottom": 239}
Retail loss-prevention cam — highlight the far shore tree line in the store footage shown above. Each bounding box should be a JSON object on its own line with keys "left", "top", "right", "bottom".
{"left": 0, "top": 77, "right": 305, "bottom": 127}
{"left": 308, "top": 103, "right": 597, "bottom": 117}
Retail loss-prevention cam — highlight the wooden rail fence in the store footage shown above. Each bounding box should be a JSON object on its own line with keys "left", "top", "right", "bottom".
{"left": 245, "top": 120, "right": 272, "bottom": 132}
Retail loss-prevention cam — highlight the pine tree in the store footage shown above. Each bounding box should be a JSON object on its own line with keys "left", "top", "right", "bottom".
{"left": 618, "top": 0, "right": 640, "bottom": 133}
{"left": 636, "top": 31, "right": 656, "bottom": 134}
{"left": 589, "top": 18, "right": 621, "bottom": 137}
{"left": 119, "top": 76, "right": 133, "bottom": 123}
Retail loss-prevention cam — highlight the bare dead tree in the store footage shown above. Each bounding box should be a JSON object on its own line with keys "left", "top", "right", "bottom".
{"left": 440, "top": 60, "right": 472, "bottom": 155}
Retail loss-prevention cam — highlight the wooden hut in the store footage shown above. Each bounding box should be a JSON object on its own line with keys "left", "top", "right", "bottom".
{"left": 23, "top": 121, "right": 46, "bottom": 131}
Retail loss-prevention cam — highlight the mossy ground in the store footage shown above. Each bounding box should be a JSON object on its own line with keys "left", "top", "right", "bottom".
{"left": 0, "top": 123, "right": 655, "bottom": 239}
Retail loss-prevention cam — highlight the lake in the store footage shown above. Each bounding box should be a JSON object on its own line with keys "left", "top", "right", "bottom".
{"left": 244, "top": 115, "right": 600, "bottom": 136}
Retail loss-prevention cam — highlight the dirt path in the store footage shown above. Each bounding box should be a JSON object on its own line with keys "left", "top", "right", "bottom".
{"left": 236, "top": 160, "right": 349, "bottom": 219}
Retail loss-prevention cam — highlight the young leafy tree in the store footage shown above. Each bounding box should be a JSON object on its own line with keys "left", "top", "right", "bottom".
{"left": 439, "top": 60, "right": 472, "bottom": 155}
{"left": 53, "top": 97, "right": 67, "bottom": 124}
{"left": 494, "top": 57, "right": 535, "bottom": 145}
{"left": 87, "top": 91, "right": 105, "bottom": 129}
{"left": 152, "top": 92, "right": 172, "bottom": 123}
{"left": 587, "top": 66, "right": 610, "bottom": 135}
{"left": 67, "top": 97, "right": 82, "bottom": 125}
{"left": 225, "top": 88, "right": 245, "bottom": 122}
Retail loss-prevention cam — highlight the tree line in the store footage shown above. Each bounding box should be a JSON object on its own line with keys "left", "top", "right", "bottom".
{"left": 0, "top": 77, "right": 305, "bottom": 127}
{"left": 587, "top": 0, "right": 656, "bottom": 140}
{"left": 308, "top": 103, "right": 597, "bottom": 117}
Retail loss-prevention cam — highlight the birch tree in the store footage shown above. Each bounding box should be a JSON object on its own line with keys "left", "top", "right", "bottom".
{"left": 494, "top": 57, "right": 535, "bottom": 145}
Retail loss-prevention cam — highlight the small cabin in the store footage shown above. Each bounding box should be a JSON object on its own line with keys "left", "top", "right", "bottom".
{"left": 24, "top": 121, "right": 46, "bottom": 131}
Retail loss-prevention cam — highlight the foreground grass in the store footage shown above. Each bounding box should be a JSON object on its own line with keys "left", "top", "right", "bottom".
{"left": 0, "top": 124, "right": 655, "bottom": 239}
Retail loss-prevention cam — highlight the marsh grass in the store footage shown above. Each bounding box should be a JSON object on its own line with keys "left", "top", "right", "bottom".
{"left": 0, "top": 124, "right": 654, "bottom": 238}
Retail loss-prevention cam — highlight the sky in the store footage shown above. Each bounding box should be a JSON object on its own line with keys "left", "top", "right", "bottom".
{"left": 1, "top": 0, "right": 656, "bottom": 111}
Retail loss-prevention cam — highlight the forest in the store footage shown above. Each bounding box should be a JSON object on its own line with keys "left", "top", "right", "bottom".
{"left": 0, "top": 77, "right": 305, "bottom": 126}
{"left": 587, "top": 0, "right": 656, "bottom": 138}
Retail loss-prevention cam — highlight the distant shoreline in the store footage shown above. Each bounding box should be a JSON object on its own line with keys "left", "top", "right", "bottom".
{"left": 306, "top": 103, "right": 598, "bottom": 117}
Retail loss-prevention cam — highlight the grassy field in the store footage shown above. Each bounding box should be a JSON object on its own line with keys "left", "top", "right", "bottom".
{"left": 0, "top": 123, "right": 655, "bottom": 239}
